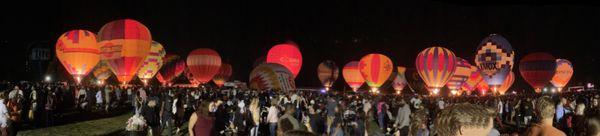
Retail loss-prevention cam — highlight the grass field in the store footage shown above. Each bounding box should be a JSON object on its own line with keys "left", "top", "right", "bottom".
{"left": 17, "top": 113, "right": 132, "bottom": 136}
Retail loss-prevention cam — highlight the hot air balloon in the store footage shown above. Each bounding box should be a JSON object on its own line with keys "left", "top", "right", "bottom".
{"left": 55, "top": 30, "right": 100, "bottom": 83}
{"left": 92, "top": 61, "right": 112, "bottom": 85}
{"left": 98, "top": 19, "right": 152, "bottom": 84}
{"left": 184, "top": 68, "right": 200, "bottom": 86}
{"left": 405, "top": 68, "right": 427, "bottom": 94}
{"left": 551, "top": 59, "right": 574, "bottom": 91}
{"left": 475, "top": 34, "right": 514, "bottom": 91}
{"left": 266, "top": 43, "right": 302, "bottom": 78}
{"left": 461, "top": 66, "right": 484, "bottom": 93}
{"left": 498, "top": 72, "right": 515, "bottom": 95}
{"left": 318, "top": 60, "right": 339, "bottom": 91}
{"left": 187, "top": 48, "right": 222, "bottom": 84}
{"left": 519, "top": 52, "right": 556, "bottom": 93}
{"left": 213, "top": 63, "right": 233, "bottom": 87}
{"left": 249, "top": 63, "right": 296, "bottom": 91}
{"left": 342, "top": 61, "right": 365, "bottom": 92}
{"left": 445, "top": 58, "right": 472, "bottom": 92}
{"left": 392, "top": 67, "right": 409, "bottom": 94}
{"left": 159, "top": 56, "right": 186, "bottom": 86}
{"left": 156, "top": 73, "right": 167, "bottom": 86}
{"left": 477, "top": 81, "right": 490, "bottom": 96}
{"left": 136, "top": 41, "right": 166, "bottom": 85}
{"left": 415, "top": 47, "right": 457, "bottom": 95}
{"left": 359, "top": 53, "right": 393, "bottom": 93}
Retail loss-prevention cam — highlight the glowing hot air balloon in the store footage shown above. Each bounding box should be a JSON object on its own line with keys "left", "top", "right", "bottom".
{"left": 136, "top": 41, "right": 166, "bottom": 85}
{"left": 213, "top": 63, "right": 233, "bottom": 87}
{"left": 318, "top": 60, "right": 339, "bottom": 91}
{"left": 461, "top": 66, "right": 484, "bottom": 93}
{"left": 405, "top": 68, "right": 427, "bottom": 94}
{"left": 184, "top": 68, "right": 200, "bottom": 86}
{"left": 359, "top": 54, "right": 393, "bottom": 93}
{"left": 445, "top": 58, "right": 472, "bottom": 92}
{"left": 519, "top": 52, "right": 556, "bottom": 93}
{"left": 55, "top": 30, "right": 100, "bottom": 83}
{"left": 187, "top": 48, "right": 222, "bottom": 84}
{"left": 92, "top": 61, "right": 112, "bottom": 85}
{"left": 475, "top": 34, "right": 514, "bottom": 92}
{"left": 477, "top": 81, "right": 490, "bottom": 96}
{"left": 266, "top": 43, "right": 302, "bottom": 78}
{"left": 98, "top": 19, "right": 152, "bottom": 84}
{"left": 156, "top": 73, "right": 167, "bottom": 86}
{"left": 159, "top": 56, "right": 186, "bottom": 86}
{"left": 249, "top": 63, "right": 296, "bottom": 91}
{"left": 342, "top": 61, "right": 365, "bottom": 92}
{"left": 551, "top": 59, "right": 574, "bottom": 91}
{"left": 392, "top": 67, "right": 409, "bottom": 94}
{"left": 415, "top": 47, "right": 457, "bottom": 95}
{"left": 498, "top": 71, "right": 515, "bottom": 95}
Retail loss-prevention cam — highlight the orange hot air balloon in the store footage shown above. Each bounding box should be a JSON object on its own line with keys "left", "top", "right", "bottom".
{"left": 359, "top": 54, "right": 393, "bottom": 92}
{"left": 498, "top": 72, "right": 515, "bottom": 95}
{"left": 186, "top": 48, "right": 222, "bottom": 84}
{"left": 213, "top": 63, "right": 233, "bottom": 87}
{"left": 415, "top": 47, "right": 457, "bottom": 94}
{"left": 55, "top": 30, "right": 100, "bottom": 83}
{"left": 445, "top": 58, "right": 473, "bottom": 91}
{"left": 266, "top": 43, "right": 302, "bottom": 78}
{"left": 98, "top": 19, "right": 152, "bottom": 84}
{"left": 477, "top": 81, "right": 490, "bottom": 96}
{"left": 551, "top": 59, "right": 573, "bottom": 91}
{"left": 318, "top": 60, "right": 339, "bottom": 90}
{"left": 342, "top": 61, "right": 365, "bottom": 92}
{"left": 136, "top": 41, "right": 166, "bottom": 84}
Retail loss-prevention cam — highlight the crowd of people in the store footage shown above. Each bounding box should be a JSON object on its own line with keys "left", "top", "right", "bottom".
{"left": 1, "top": 81, "right": 600, "bottom": 136}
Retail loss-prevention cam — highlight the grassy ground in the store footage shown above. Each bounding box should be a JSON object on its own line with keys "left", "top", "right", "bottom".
{"left": 17, "top": 113, "right": 132, "bottom": 136}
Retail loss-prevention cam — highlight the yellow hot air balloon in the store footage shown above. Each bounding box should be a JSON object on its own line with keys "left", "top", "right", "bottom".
{"left": 551, "top": 59, "right": 573, "bottom": 92}
{"left": 359, "top": 54, "right": 393, "bottom": 93}
{"left": 55, "top": 30, "right": 100, "bottom": 83}
{"left": 136, "top": 41, "right": 166, "bottom": 85}
{"left": 415, "top": 47, "right": 457, "bottom": 95}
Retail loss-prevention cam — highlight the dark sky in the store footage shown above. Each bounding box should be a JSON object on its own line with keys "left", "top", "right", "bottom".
{"left": 1, "top": 0, "right": 599, "bottom": 91}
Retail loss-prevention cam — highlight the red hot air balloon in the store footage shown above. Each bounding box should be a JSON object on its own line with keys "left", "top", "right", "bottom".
{"left": 159, "top": 57, "right": 186, "bottom": 86}
{"left": 55, "top": 30, "right": 101, "bottom": 83}
{"left": 551, "top": 59, "right": 574, "bottom": 91}
{"left": 519, "top": 52, "right": 556, "bottom": 93}
{"left": 156, "top": 73, "right": 167, "bottom": 86}
{"left": 266, "top": 43, "right": 302, "bottom": 78}
{"left": 415, "top": 47, "right": 457, "bottom": 95}
{"left": 187, "top": 48, "right": 222, "bottom": 84}
{"left": 318, "top": 60, "right": 339, "bottom": 90}
{"left": 98, "top": 19, "right": 152, "bottom": 84}
{"left": 445, "top": 58, "right": 472, "bottom": 91}
{"left": 184, "top": 68, "right": 200, "bottom": 86}
{"left": 342, "top": 61, "right": 365, "bottom": 92}
{"left": 213, "top": 63, "right": 233, "bottom": 87}
{"left": 462, "top": 66, "right": 484, "bottom": 93}
{"left": 359, "top": 54, "right": 394, "bottom": 93}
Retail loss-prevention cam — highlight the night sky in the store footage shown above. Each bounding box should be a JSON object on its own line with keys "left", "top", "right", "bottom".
{"left": 1, "top": 1, "right": 599, "bottom": 91}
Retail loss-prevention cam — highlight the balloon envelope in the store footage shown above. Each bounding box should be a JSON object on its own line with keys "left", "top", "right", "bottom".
{"left": 186, "top": 48, "right": 222, "bottom": 84}
{"left": 550, "top": 59, "right": 573, "bottom": 89}
{"left": 55, "top": 30, "right": 100, "bottom": 81}
{"left": 475, "top": 34, "right": 514, "bottom": 87}
{"left": 98, "top": 19, "right": 152, "bottom": 84}
{"left": 159, "top": 56, "right": 186, "bottom": 85}
{"left": 92, "top": 61, "right": 112, "bottom": 82}
{"left": 445, "top": 58, "right": 472, "bottom": 91}
{"left": 317, "top": 60, "right": 339, "bottom": 89}
{"left": 498, "top": 71, "right": 515, "bottom": 95}
{"left": 266, "top": 43, "right": 302, "bottom": 78}
{"left": 342, "top": 61, "right": 364, "bottom": 91}
{"left": 519, "top": 52, "right": 556, "bottom": 91}
{"left": 136, "top": 41, "right": 166, "bottom": 81}
{"left": 359, "top": 54, "right": 393, "bottom": 89}
{"left": 415, "top": 47, "right": 457, "bottom": 91}
{"left": 249, "top": 63, "right": 296, "bottom": 91}
{"left": 405, "top": 68, "right": 427, "bottom": 94}
{"left": 213, "top": 63, "right": 233, "bottom": 87}
{"left": 392, "top": 67, "right": 408, "bottom": 92}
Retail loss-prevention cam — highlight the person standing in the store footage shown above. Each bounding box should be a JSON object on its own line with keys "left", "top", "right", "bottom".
{"left": 394, "top": 100, "right": 411, "bottom": 136}
{"left": 0, "top": 94, "right": 9, "bottom": 136}
{"left": 188, "top": 101, "right": 214, "bottom": 136}
{"left": 524, "top": 96, "right": 566, "bottom": 136}
{"left": 266, "top": 99, "right": 279, "bottom": 136}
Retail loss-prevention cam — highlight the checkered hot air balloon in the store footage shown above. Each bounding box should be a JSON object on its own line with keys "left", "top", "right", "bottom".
{"left": 159, "top": 55, "right": 186, "bottom": 86}
{"left": 318, "top": 60, "right": 339, "bottom": 90}
{"left": 136, "top": 41, "right": 166, "bottom": 84}
{"left": 213, "top": 63, "right": 233, "bottom": 87}
{"left": 249, "top": 63, "right": 296, "bottom": 91}
{"left": 461, "top": 65, "right": 484, "bottom": 93}
{"left": 359, "top": 54, "right": 393, "bottom": 93}
{"left": 445, "top": 58, "right": 472, "bottom": 92}
{"left": 98, "top": 19, "right": 152, "bottom": 84}
{"left": 519, "top": 52, "right": 556, "bottom": 93}
{"left": 267, "top": 43, "right": 302, "bottom": 78}
{"left": 551, "top": 59, "right": 573, "bottom": 91}
{"left": 475, "top": 34, "right": 514, "bottom": 91}
{"left": 55, "top": 30, "right": 100, "bottom": 83}
{"left": 415, "top": 47, "right": 457, "bottom": 94}
{"left": 342, "top": 61, "right": 364, "bottom": 92}
{"left": 186, "top": 48, "right": 222, "bottom": 84}
{"left": 498, "top": 71, "right": 515, "bottom": 95}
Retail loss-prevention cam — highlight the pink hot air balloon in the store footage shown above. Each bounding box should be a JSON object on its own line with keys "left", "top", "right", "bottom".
{"left": 186, "top": 48, "right": 222, "bottom": 84}
{"left": 266, "top": 43, "right": 302, "bottom": 78}
{"left": 415, "top": 47, "right": 457, "bottom": 94}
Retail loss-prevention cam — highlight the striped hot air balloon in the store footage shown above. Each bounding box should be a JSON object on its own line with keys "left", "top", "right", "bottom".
{"left": 266, "top": 43, "right": 302, "bottom": 78}
{"left": 392, "top": 67, "right": 409, "bottom": 94}
{"left": 342, "top": 61, "right": 365, "bottom": 92}
{"left": 359, "top": 54, "right": 393, "bottom": 93}
{"left": 498, "top": 71, "right": 515, "bottom": 95}
{"left": 92, "top": 61, "right": 112, "bottom": 84}
{"left": 159, "top": 56, "right": 186, "bottom": 86}
{"left": 415, "top": 47, "right": 457, "bottom": 94}
{"left": 445, "top": 58, "right": 472, "bottom": 91}
{"left": 213, "top": 63, "right": 233, "bottom": 87}
{"left": 519, "top": 52, "right": 556, "bottom": 93}
{"left": 318, "top": 60, "right": 339, "bottom": 90}
{"left": 98, "top": 19, "right": 152, "bottom": 84}
{"left": 461, "top": 65, "right": 484, "bottom": 93}
{"left": 475, "top": 34, "right": 514, "bottom": 91}
{"left": 186, "top": 48, "right": 222, "bottom": 84}
{"left": 136, "top": 41, "right": 166, "bottom": 84}
{"left": 55, "top": 30, "right": 100, "bottom": 83}
{"left": 249, "top": 63, "right": 296, "bottom": 91}
{"left": 551, "top": 59, "right": 574, "bottom": 91}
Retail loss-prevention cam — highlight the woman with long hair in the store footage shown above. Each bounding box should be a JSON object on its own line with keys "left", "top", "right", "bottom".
{"left": 188, "top": 101, "right": 215, "bottom": 136}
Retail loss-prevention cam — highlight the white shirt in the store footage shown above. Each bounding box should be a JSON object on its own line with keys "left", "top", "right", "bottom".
{"left": 96, "top": 91, "right": 103, "bottom": 104}
{"left": 438, "top": 100, "right": 445, "bottom": 110}
{"left": 497, "top": 101, "right": 503, "bottom": 113}
{"left": 8, "top": 89, "right": 23, "bottom": 100}
{"left": 0, "top": 99, "right": 7, "bottom": 127}
{"left": 395, "top": 104, "right": 411, "bottom": 128}
{"left": 267, "top": 106, "right": 279, "bottom": 123}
